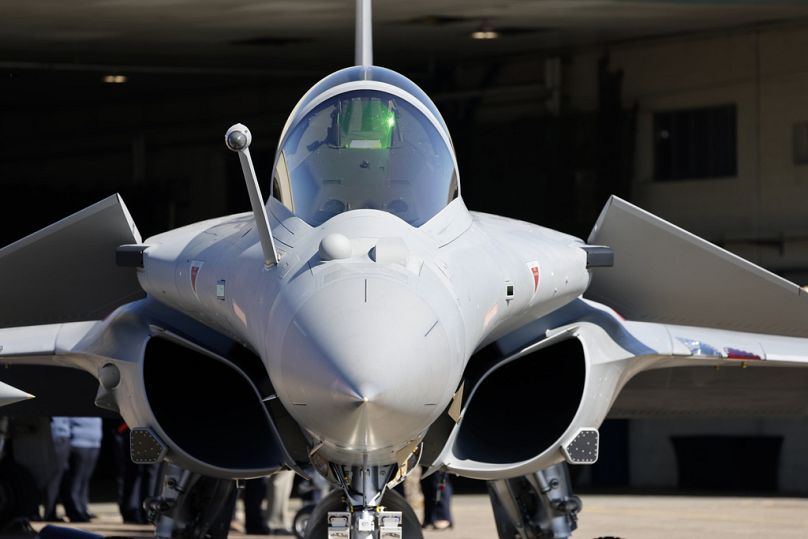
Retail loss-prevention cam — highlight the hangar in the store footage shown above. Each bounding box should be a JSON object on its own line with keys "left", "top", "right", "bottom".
{"left": 3, "top": 0, "right": 808, "bottom": 496}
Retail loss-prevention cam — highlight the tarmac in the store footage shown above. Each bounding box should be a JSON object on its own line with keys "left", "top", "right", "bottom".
{"left": 29, "top": 494, "right": 808, "bottom": 538}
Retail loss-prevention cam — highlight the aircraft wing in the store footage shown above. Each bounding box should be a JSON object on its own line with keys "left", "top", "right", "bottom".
{"left": 565, "top": 302, "right": 808, "bottom": 417}
{"left": 0, "top": 195, "right": 145, "bottom": 411}
{"left": 582, "top": 195, "right": 808, "bottom": 415}
{"left": 532, "top": 298, "right": 808, "bottom": 419}
{"left": 0, "top": 321, "right": 100, "bottom": 363}
{"left": 608, "top": 318, "right": 808, "bottom": 417}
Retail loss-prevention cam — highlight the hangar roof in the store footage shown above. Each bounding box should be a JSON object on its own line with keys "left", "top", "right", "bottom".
{"left": 3, "top": 0, "right": 808, "bottom": 74}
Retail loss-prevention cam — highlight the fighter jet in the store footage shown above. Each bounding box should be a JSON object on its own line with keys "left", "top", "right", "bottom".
{"left": 2, "top": 1, "right": 808, "bottom": 538}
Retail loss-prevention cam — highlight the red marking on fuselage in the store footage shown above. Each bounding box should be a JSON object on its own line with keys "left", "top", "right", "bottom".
{"left": 725, "top": 348, "right": 762, "bottom": 360}
{"left": 191, "top": 265, "right": 200, "bottom": 292}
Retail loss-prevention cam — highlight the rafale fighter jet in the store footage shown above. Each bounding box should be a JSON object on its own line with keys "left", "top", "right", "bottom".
{"left": 3, "top": 1, "right": 808, "bottom": 538}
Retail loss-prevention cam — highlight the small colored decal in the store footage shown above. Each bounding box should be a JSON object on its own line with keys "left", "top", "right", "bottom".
{"left": 677, "top": 338, "right": 721, "bottom": 358}
{"left": 526, "top": 261, "right": 540, "bottom": 294}
{"left": 233, "top": 302, "right": 247, "bottom": 326}
{"left": 190, "top": 260, "right": 204, "bottom": 297}
{"left": 724, "top": 347, "right": 762, "bottom": 360}
{"left": 483, "top": 303, "right": 499, "bottom": 328}
{"left": 216, "top": 280, "right": 226, "bottom": 300}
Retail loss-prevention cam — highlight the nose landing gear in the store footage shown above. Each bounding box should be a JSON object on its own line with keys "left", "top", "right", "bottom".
{"left": 304, "top": 463, "right": 423, "bottom": 539}
{"left": 328, "top": 463, "right": 400, "bottom": 539}
{"left": 305, "top": 489, "right": 421, "bottom": 539}
{"left": 325, "top": 509, "right": 402, "bottom": 539}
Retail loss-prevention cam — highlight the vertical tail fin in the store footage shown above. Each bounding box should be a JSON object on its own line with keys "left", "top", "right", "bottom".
{"left": 355, "top": 0, "right": 373, "bottom": 66}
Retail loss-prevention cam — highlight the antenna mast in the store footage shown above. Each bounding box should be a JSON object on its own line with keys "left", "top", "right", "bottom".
{"left": 355, "top": 0, "right": 373, "bottom": 66}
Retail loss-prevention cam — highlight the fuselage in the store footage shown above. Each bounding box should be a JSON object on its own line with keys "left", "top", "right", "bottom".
{"left": 135, "top": 64, "right": 592, "bottom": 468}
{"left": 137, "top": 195, "right": 591, "bottom": 465}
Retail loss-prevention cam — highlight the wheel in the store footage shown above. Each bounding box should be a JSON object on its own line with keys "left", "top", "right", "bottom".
{"left": 293, "top": 503, "right": 316, "bottom": 539}
{"left": 304, "top": 489, "right": 423, "bottom": 539}
{"left": 174, "top": 475, "right": 237, "bottom": 539}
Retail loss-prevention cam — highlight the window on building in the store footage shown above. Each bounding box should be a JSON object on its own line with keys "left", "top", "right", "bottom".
{"left": 654, "top": 104, "right": 737, "bottom": 181}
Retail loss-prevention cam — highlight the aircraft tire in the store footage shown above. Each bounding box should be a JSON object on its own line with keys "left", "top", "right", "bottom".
{"left": 293, "top": 503, "right": 316, "bottom": 538}
{"left": 304, "top": 489, "right": 423, "bottom": 539}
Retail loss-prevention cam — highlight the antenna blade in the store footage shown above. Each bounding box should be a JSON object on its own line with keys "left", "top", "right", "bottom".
{"left": 355, "top": 0, "right": 373, "bottom": 66}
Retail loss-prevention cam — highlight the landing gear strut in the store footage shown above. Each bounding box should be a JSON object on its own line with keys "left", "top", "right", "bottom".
{"left": 487, "top": 463, "right": 582, "bottom": 539}
{"left": 149, "top": 464, "right": 237, "bottom": 539}
{"left": 328, "top": 463, "right": 400, "bottom": 539}
{"left": 303, "top": 463, "right": 423, "bottom": 539}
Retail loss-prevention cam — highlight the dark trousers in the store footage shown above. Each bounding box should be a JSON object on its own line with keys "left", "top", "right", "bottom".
{"left": 43, "top": 437, "right": 71, "bottom": 519}
{"left": 113, "top": 429, "right": 159, "bottom": 523}
{"left": 60, "top": 446, "right": 100, "bottom": 521}
{"left": 119, "top": 462, "right": 159, "bottom": 523}
{"left": 243, "top": 478, "right": 268, "bottom": 532}
{"left": 421, "top": 471, "right": 452, "bottom": 525}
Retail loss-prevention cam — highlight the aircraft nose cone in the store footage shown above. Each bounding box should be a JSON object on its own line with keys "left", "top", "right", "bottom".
{"left": 277, "top": 276, "right": 459, "bottom": 459}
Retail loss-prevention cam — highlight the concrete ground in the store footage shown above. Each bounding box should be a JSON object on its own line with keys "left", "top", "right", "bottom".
{"left": 425, "top": 494, "right": 808, "bottom": 538}
{"left": 31, "top": 494, "right": 808, "bottom": 538}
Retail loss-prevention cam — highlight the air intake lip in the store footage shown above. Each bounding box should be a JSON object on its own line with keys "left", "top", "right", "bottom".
{"left": 142, "top": 336, "right": 293, "bottom": 478}
{"left": 451, "top": 338, "right": 586, "bottom": 465}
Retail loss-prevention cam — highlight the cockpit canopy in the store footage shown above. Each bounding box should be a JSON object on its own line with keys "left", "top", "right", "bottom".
{"left": 273, "top": 67, "right": 459, "bottom": 227}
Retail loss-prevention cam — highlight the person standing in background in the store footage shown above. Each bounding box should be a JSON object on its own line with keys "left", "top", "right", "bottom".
{"left": 421, "top": 470, "right": 453, "bottom": 531}
{"left": 243, "top": 477, "right": 269, "bottom": 535}
{"left": 110, "top": 420, "right": 160, "bottom": 524}
{"left": 265, "top": 470, "right": 295, "bottom": 535}
{"left": 42, "top": 417, "right": 71, "bottom": 521}
{"left": 60, "top": 417, "right": 102, "bottom": 522}
{"left": 9, "top": 417, "right": 56, "bottom": 522}
{"left": 243, "top": 470, "right": 296, "bottom": 535}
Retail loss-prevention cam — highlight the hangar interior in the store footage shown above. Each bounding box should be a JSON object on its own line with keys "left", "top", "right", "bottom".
{"left": 3, "top": 0, "right": 808, "bottom": 494}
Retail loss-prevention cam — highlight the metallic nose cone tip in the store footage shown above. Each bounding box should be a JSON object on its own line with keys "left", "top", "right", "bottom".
{"left": 278, "top": 277, "right": 457, "bottom": 454}
{"left": 331, "top": 381, "right": 374, "bottom": 407}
